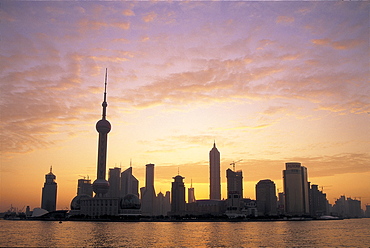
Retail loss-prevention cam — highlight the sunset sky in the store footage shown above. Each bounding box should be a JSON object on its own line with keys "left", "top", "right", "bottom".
{"left": 1, "top": 1, "right": 369, "bottom": 212}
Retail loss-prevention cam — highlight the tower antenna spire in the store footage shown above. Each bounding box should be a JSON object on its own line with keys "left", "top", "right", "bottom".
{"left": 102, "top": 68, "right": 108, "bottom": 120}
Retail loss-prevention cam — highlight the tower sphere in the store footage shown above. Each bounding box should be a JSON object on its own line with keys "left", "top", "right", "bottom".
{"left": 96, "top": 119, "right": 111, "bottom": 133}
{"left": 92, "top": 178, "right": 110, "bottom": 195}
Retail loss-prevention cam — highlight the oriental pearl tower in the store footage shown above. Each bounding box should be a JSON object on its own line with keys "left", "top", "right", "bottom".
{"left": 92, "top": 69, "right": 111, "bottom": 197}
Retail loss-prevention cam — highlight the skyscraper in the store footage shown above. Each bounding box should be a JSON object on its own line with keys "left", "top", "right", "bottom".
{"left": 171, "top": 175, "right": 186, "bottom": 215}
{"left": 107, "top": 167, "right": 121, "bottom": 198}
{"left": 283, "top": 162, "right": 310, "bottom": 216}
{"left": 121, "top": 166, "right": 139, "bottom": 198}
{"left": 141, "top": 163, "right": 157, "bottom": 216}
{"left": 209, "top": 142, "right": 221, "bottom": 200}
{"left": 92, "top": 69, "right": 111, "bottom": 197}
{"left": 41, "top": 166, "right": 57, "bottom": 212}
{"left": 226, "top": 168, "right": 243, "bottom": 215}
{"left": 256, "top": 179, "right": 277, "bottom": 216}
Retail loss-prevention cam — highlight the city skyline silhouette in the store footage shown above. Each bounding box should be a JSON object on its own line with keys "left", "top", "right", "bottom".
{"left": 1, "top": 1, "right": 369, "bottom": 212}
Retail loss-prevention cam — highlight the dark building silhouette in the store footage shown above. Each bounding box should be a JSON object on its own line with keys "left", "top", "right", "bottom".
{"left": 256, "top": 179, "right": 277, "bottom": 216}
{"left": 157, "top": 191, "right": 171, "bottom": 216}
{"left": 92, "top": 69, "right": 111, "bottom": 197}
{"left": 209, "top": 142, "right": 221, "bottom": 200}
{"left": 140, "top": 163, "right": 157, "bottom": 216}
{"left": 170, "top": 175, "right": 186, "bottom": 215}
{"left": 225, "top": 168, "right": 243, "bottom": 216}
{"left": 77, "top": 178, "right": 93, "bottom": 197}
{"left": 309, "top": 184, "right": 329, "bottom": 217}
{"left": 107, "top": 167, "right": 121, "bottom": 198}
{"left": 121, "top": 166, "right": 139, "bottom": 198}
{"left": 188, "top": 180, "right": 196, "bottom": 203}
{"left": 283, "top": 162, "right": 310, "bottom": 216}
{"left": 332, "top": 195, "right": 362, "bottom": 218}
{"left": 41, "top": 167, "right": 57, "bottom": 212}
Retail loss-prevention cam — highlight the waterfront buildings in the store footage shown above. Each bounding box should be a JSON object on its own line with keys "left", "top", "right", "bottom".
{"left": 256, "top": 179, "right": 277, "bottom": 216}
{"left": 209, "top": 142, "right": 221, "bottom": 200}
{"left": 41, "top": 167, "right": 57, "bottom": 212}
{"left": 332, "top": 195, "right": 362, "bottom": 218}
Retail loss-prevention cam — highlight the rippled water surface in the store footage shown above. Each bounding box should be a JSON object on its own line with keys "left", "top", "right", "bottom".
{"left": 1, "top": 218, "right": 369, "bottom": 247}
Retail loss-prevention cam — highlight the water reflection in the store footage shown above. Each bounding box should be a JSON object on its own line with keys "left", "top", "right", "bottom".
{"left": 1, "top": 219, "right": 369, "bottom": 247}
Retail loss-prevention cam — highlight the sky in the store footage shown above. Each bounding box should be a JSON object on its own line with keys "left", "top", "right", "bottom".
{"left": 0, "top": 1, "right": 369, "bottom": 212}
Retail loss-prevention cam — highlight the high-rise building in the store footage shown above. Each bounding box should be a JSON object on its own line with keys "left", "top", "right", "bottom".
{"left": 41, "top": 166, "right": 57, "bottom": 212}
{"left": 209, "top": 142, "right": 221, "bottom": 200}
{"left": 107, "top": 167, "right": 121, "bottom": 198}
{"left": 92, "top": 69, "right": 111, "bottom": 197}
{"left": 283, "top": 162, "right": 310, "bottom": 216}
{"left": 188, "top": 180, "right": 196, "bottom": 203}
{"left": 309, "top": 184, "right": 329, "bottom": 217}
{"left": 121, "top": 166, "right": 139, "bottom": 198}
{"left": 141, "top": 163, "right": 157, "bottom": 216}
{"left": 256, "top": 179, "right": 277, "bottom": 216}
{"left": 171, "top": 175, "right": 186, "bottom": 215}
{"left": 226, "top": 168, "right": 243, "bottom": 216}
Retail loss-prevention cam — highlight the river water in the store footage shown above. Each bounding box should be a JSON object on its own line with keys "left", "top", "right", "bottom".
{"left": 1, "top": 218, "right": 369, "bottom": 247}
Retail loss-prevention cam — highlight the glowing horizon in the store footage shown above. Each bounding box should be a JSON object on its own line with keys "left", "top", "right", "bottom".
{"left": 0, "top": 1, "right": 369, "bottom": 212}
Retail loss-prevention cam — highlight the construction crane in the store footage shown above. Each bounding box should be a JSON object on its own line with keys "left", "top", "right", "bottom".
{"left": 230, "top": 159, "right": 242, "bottom": 171}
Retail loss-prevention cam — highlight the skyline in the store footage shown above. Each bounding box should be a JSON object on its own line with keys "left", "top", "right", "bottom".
{"left": 1, "top": 1, "right": 369, "bottom": 212}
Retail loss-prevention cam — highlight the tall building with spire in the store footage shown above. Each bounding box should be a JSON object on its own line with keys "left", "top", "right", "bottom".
{"left": 41, "top": 166, "right": 57, "bottom": 212}
{"left": 73, "top": 70, "right": 126, "bottom": 217}
{"left": 92, "top": 68, "right": 111, "bottom": 197}
{"left": 209, "top": 142, "right": 221, "bottom": 200}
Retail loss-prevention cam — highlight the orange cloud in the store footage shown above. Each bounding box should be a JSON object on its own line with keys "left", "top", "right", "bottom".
{"left": 311, "top": 38, "right": 363, "bottom": 50}
{"left": 276, "top": 15, "right": 294, "bottom": 24}
{"left": 123, "top": 9, "right": 135, "bottom": 16}
{"left": 142, "top": 11, "right": 157, "bottom": 23}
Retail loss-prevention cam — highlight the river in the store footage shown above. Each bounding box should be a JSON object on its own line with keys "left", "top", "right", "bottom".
{"left": 1, "top": 218, "right": 369, "bottom": 247}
